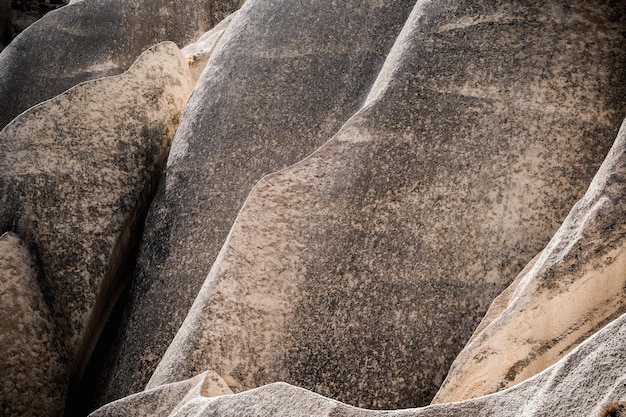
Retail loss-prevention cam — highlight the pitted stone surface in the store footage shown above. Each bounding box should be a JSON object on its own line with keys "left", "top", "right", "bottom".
{"left": 432, "top": 117, "right": 626, "bottom": 403}
{"left": 0, "top": 0, "right": 243, "bottom": 129}
{"left": 147, "top": 0, "right": 626, "bottom": 409}
{"left": 0, "top": 232, "right": 65, "bottom": 417}
{"left": 89, "top": 311, "right": 626, "bottom": 417}
{"left": 101, "top": 0, "right": 417, "bottom": 404}
{"left": 0, "top": 41, "right": 194, "bottom": 416}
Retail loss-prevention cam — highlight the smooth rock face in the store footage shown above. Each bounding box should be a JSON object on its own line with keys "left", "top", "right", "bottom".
{"left": 0, "top": 232, "right": 65, "bottom": 417}
{"left": 0, "top": 41, "right": 194, "bottom": 416}
{"left": 89, "top": 311, "right": 626, "bottom": 417}
{"left": 100, "top": 0, "right": 416, "bottom": 404}
{"left": 432, "top": 117, "right": 626, "bottom": 403}
{"left": 0, "top": 0, "right": 243, "bottom": 130}
{"left": 145, "top": 0, "right": 626, "bottom": 409}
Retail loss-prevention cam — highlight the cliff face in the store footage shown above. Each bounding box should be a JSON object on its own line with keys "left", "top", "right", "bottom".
{"left": 0, "top": 1, "right": 625, "bottom": 417}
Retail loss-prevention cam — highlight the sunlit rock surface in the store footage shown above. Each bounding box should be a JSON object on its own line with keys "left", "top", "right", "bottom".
{"left": 0, "top": 41, "right": 194, "bottom": 416}
{"left": 145, "top": 0, "right": 626, "bottom": 409}
{"left": 90, "top": 310, "right": 626, "bottom": 416}
{"left": 98, "top": 0, "right": 417, "bottom": 406}
{"left": 432, "top": 117, "right": 626, "bottom": 403}
{"left": 0, "top": 0, "right": 625, "bottom": 416}
{"left": 0, "top": 0, "right": 242, "bottom": 129}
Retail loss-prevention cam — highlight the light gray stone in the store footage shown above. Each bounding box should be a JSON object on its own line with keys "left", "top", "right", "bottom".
{"left": 89, "top": 311, "right": 626, "bottom": 417}
{"left": 0, "top": 0, "right": 244, "bottom": 129}
{"left": 146, "top": 0, "right": 626, "bottom": 409}
{"left": 100, "top": 0, "right": 417, "bottom": 405}
{"left": 0, "top": 232, "right": 65, "bottom": 417}
{"left": 432, "top": 116, "right": 626, "bottom": 403}
{"left": 0, "top": 41, "right": 194, "bottom": 417}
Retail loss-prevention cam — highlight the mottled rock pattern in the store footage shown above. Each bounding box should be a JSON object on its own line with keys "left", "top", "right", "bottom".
{"left": 90, "top": 311, "right": 626, "bottom": 417}
{"left": 0, "top": 41, "right": 194, "bottom": 416}
{"left": 100, "top": 0, "right": 416, "bottom": 405}
{"left": 145, "top": 0, "right": 626, "bottom": 409}
{"left": 432, "top": 117, "right": 626, "bottom": 403}
{"left": 0, "top": 0, "right": 243, "bottom": 129}
{"left": 0, "top": 232, "right": 65, "bottom": 417}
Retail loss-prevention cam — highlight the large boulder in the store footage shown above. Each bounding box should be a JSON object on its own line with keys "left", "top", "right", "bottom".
{"left": 0, "top": 41, "right": 194, "bottom": 417}
{"left": 432, "top": 118, "right": 626, "bottom": 403}
{"left": 0, "top": 0, "right": 243, "bottom": 129}
{"left": 98, "top": 0, "right": 417, "bottom": 405}
{"left": 144, "top": 0, "right": 626, "bottom": 409}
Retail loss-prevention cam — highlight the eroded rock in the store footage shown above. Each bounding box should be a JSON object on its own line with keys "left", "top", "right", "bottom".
{"left": 99, "top": 0, "right": 417, "bottom": 405}
{"left": 432, "top": 117, "right": 626, "bottom": 403}
{"left": 0, "top": 232, "right": 65, "bottom": 417}
{"left": 0, "top": 41, "right": 194, "bottom": 417}
{"left": 0, "top": 0, "right": 244, "bottom": 129}
{"left": 145, "top": 0, "right": 626, "bottom": 409}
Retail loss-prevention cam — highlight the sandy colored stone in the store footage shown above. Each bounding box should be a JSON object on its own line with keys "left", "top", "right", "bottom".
{"left": 89, "top": 311, "right": 626, "bottom": 417}
{"left": 144, "top": 0, "right": 626, "bottom": 409}
{"left": 0, "top": 0, "right": 244, "bottom": 129}
{"left": 432, "top": 117, "right": 626, "bottom": 403}
{"left": 0, "top": 41, "right": 194, "bottom": 416}
{"left": 0, "top": 232, "right": 65, "bottom": 417}
{"left": 100, "top": 0, "right": 417, "bottom": 404}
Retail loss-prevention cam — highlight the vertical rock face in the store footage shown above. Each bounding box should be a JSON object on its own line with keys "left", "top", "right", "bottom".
{"left": 0, "top": 0, "right": 243, "bottom": 130}
{"left": 144, "top": 0, "right": 626, "bottom": 409}
{"left": 0, "top": 41, "right": 194, "bottom": 417}
{"left": 99, "top": 0, "right": 417, "bottom": 405}
{"left": 432, "top": 117, "right": 626, "bottom": 403}
{"left": 0, "top": 232, "right": 64, "bottom": 417}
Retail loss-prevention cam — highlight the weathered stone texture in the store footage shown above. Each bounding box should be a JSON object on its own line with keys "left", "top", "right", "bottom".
{"left": 0, "top": 0, "right": 243, "bottom": 130}
{"left": 432, "top": 117, "right": 626, "bottom": 403}
{"left": 0, "top": 41, "right": 194, "bottom": 416}
{"left": 100, "top": 0, "right": 416, "bottom": 404}
{"left": 89, "top": 311, "right": 626, "bottom": 417}
{"left": 0, "top": 232, "right": 65, "bottom": 417}
{"left": 144, "top": 0, "right": 626, "bottom": 409}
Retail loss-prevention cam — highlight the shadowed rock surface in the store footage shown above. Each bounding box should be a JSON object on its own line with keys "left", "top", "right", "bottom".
{"left": 0, "top": 232, "right": 65, "bottom": 417}
{"left": 98, "top": 0, "right": 417, "bottom": 406}
{"left": 0, "top": 41, "right": 194, "bottom": 417}
{"left": 145, "top": 0, "right": 626, "bottom": 409}
{"left": 0, "top": 0, "right": 243, "bottom": 130}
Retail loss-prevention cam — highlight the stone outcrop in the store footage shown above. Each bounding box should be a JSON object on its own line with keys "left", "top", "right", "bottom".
{"left": 1, "top": 0, "right": 626, "bottom": 416}
{"left": 97, "top": 0, "right": 417, "bottom": 406}
{"left": 0, "top": 232, "right": 65, "bottom": 417}
{"left": 144, "top": 0, "right": 626, "bottom": 409}
{"left": 0, "top": 0, "right": 243, "bottom": 129}
{"left": 432, "top": 117, "right": 626, "bottom": 403}
{"left": 0, "top": 41, "right": 194, "bottom": 416}
{"left": 89, "top": 310, "right": 626, "bottom": 417}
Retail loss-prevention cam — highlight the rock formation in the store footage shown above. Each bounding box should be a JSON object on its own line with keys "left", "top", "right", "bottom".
{"left": 0, "top": 0, "right": 625, "bottom": 416}
{"left": 0, "top": 41, "right": 194, "bottom": 416}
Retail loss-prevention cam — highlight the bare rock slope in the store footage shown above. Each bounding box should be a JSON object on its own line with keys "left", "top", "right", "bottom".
{"left": 0, "top": 41, "right": 194, "bottom": 416}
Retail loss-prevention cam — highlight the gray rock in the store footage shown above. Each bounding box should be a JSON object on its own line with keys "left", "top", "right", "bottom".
{"left": 432, "top": 116, "right": 626, "bottom": 403}
{"left": 146, "top": 0, "right": 626, "bottom": 409}
{"left": 0, "top": 41, "right": 194, "bottom": 416}
{"left": 100, "top": 0, "right": 417, "bottom": 405}
{"left": 0, "top": 0, "right": 243, "bottom": 129}
{"left": 89, "top": 311, "right": 626, "bottom": 417}
{"left": 0, "top": 232, "right": 65, "bottom": 417}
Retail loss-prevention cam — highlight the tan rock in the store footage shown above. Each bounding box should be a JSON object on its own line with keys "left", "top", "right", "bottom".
{"left": 432, "top": 116, "right": 626, "bottom": 403}
{"left": 0, "top": 232, "right": 65, "bottom": 417}
{"left": 146, "top": 0, "right": 626, "bottom": 408}
{"left": 0, "top": 41, "right": 194, "bottom": 416}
